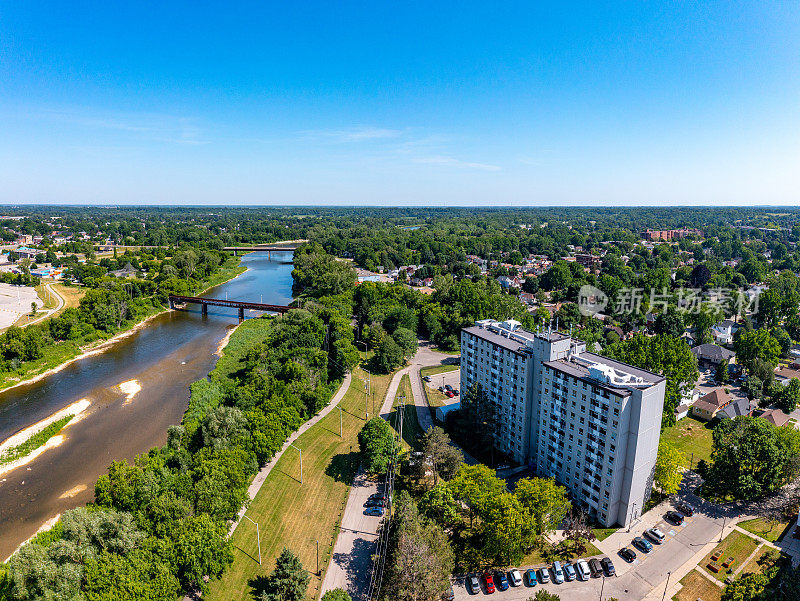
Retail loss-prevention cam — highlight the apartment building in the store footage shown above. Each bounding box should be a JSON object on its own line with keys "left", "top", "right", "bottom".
{"left": 460, "top": 319, "right": 665, "bottom": 527}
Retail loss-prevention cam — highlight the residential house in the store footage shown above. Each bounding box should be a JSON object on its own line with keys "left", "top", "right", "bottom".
{"left": 718, "top": 397, "right": 756, "bottom": 420}
{"left": 775, "top": 364, "right": 800, "bottom": 386}
{"left": 759, "top": 408, "right": 790, "bottom": 428}
{"left": 691, "top": 343, "right": 736, "bottom": 369}
{"left": 691, "top": 387, "right": 734, "bottom": 420}
{"left": 711, "top": 320, "right": 739, "bottom": 346}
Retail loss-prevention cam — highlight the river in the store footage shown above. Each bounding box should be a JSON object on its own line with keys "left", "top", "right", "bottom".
{"left": 0, "top": 252, "right": 294, "bottom": 559}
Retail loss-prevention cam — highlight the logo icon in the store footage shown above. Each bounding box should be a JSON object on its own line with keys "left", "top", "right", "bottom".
{"left": 578, "top": 285, "right": 608, "bottom": 317}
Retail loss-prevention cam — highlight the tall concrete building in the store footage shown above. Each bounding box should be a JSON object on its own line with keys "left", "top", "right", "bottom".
{"left": 460, "top": 319, "right": 665, "bottom": 527}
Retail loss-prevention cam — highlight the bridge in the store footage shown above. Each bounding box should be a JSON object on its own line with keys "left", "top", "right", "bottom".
{"left": 168, "top": 294, "right": 293, "bottom": 320}
{"left": 223, "top": 241, "right": 306, "bottom": 257}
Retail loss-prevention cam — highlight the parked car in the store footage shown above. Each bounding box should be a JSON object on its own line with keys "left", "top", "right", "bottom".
{"left": 619, "top": 547, "right": 637, "bottom": 562}
{"left": 601, "top": 557, "right": 616, "bottom": 576}
{"left": 445, "top": 390, "right": 455, "bottom": 398}
{"left": 364, "top": 498, "right": 385, "bottom": 508}
{"left": 467, "top": 574, "right": 480, "bottom": 594}
{"left": 588, "top": 558, "right": 603, "bottom": 578}
{"left": 551, "top": 561, "right": 565, "bottom": 584}
{"left": 483, "top": 573, "right": 495, "bottom": 594}
{"left": 445, "top": 384, "right": 453, "bottom": 391}
{"left": 368, "top": 492, "right": 386, "bottom": 501}
{"left": 494, "top": 571, "right": 509, "bottom": 591}
{"left": 423, "top": 375, "right": 432, "bottom": 382}
{"left": 443, "top": 585, "right": 455, "bottom": 600}
{"left": 538, "top": 567, "right": 551, "bottom": 583}
{"left": 453, "top": 389, "right": 459, "bottom": 395}
{"left": 676, "top": 501, "right": 695, "bottom": 516}
{"left": 438, "top": 386, "right": 445, "bottom": 392}
{"left": 563, "top": 562, "right": 576, "bottom": 581}
{"left": 665, "top": 510, "right": 685, "bottom": 526}
{"left": 508, "top": 568, "right": 522, "bottom": 587}
{"left": 524, "top": 568, "right": 537, "bottom": 586}
{"left": 575, "top": 559, "right": 591, "bottom": 581}
{"left": 364, "top": 506, "right": 384, "bottom": 517}
{"left": 645, "top": 527, "right": 666, "bottom": 544}
{"left": 633, "top": 537, "right": 652, "bottom": 553}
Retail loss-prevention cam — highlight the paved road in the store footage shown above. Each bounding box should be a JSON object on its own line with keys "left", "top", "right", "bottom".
{"left": 321, "top": 344, "right": 454, "bottom": 600}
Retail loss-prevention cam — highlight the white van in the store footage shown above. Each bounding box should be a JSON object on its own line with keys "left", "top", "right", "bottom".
{"left": 575, "top": 559, "right": 591, "bottom": 581}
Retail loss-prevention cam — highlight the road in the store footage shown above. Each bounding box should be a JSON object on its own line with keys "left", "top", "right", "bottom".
{"left": 321, "top": 343, "right": 454, "bottom": 599}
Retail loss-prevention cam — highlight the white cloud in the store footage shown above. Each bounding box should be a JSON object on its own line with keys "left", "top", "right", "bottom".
{"left": 299, "top": 126, "right": 402, "bottom": 142}
{"left": 413, "top": 155, "right": 501, "bottom": 171}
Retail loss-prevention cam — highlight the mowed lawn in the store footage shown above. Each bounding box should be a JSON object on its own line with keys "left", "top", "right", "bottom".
{"left": 388, "top": 374, "right": 424, "bottom": 450}
{"left": 701, "top": 530, "right": 759, "bottom": 582}
{"left": 661, "top": 416, "right": 715, "bottom": 467}
{"left": 206, "top": 365, "right": 394, "bottom": 601}
{"left": 738, "top": 516, "right": 793, "bottom": 543}
{"left": 673, "top": 569, "right": 722, "bottom": 601}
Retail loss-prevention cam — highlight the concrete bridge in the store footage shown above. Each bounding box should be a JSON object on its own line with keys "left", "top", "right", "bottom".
{"left": 223, "top": 240, "right": 306, "bottom": 257}
{"left": 168, "top": 294, "right": 292, "bottom": 320}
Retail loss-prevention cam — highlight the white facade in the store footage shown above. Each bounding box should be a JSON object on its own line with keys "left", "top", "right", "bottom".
{"left": 460, "top": 319, "right": 665, "bottom": 527}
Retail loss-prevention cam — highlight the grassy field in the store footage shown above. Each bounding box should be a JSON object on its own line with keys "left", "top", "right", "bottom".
{"left": 701, "top": 530, "right": 760, "bottom": 582}
{"left": 521, "top": 540, "right": 603, "bottom": 567}
{"left": 420, "top": 364, "right": 459, "bottom": 378}
{"left": 592, "top": 527, "right": 618, "bottom": 542}
{"left": 389, "top": 374, "right": 424, "bottom": 450}
{"left": 13, "top": 282, "right": 87, "bottom": 329}
{"left": 661, "top": 416, "right": 715, "bottom": 467}
{"left": 738, "top": 517, "right": 793, "bottom": 543}
{"left": 673, "top": 570, "right": 722, "bottom": 601}
{"left": 205, "top": 365, "right": 395, "bottom": 601}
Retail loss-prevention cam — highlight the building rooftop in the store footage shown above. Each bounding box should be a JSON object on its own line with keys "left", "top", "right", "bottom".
{"left": 544, "top": 352, "right": 664, "bottom": 396}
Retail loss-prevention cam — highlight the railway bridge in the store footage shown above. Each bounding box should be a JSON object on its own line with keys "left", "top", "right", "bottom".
{"left": 168, "top": 294, "right": 292, "bottom": 320}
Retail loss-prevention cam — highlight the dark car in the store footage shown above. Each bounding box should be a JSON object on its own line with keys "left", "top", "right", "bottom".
{"left": 483, "top": 573, "right": 495, "bottom": 594}
{"left": 453, "top": 389, "right": 460, "bottom": 396}
{"left": 633, "top": 537, "right": 652, "bottom": 553}
{"left": 619, "top": 547, "right": 637, "bottom": 563}
{"left": 438, "top": 386, "right": 445, "bottom": 392}
{"left": 494, "top": 571, "right": 509, "bottom": 591}
{"left": 524, "top": 568, "right": 537, "bottom": 586}
{"left": 467, "top": 574, "right": 480, "bottom": 594}
{"left": 445, "top": 384, "right": 453, "bottom": 391}
{"left": 588, "top": 558, "right": 603, "bottom": 578}
{"left": 364, "top": 499, "right": 385, "bottom": 508}
{"left": 676, "top": 501, "right": 695, "bottom": 516}
{"left": 601, "top": 557, "right": 616, "bottom": 576}
{"left": 364, "top": 506, "right": 384, "bottom": 517}
{"left": 368, "top": 492, "right": 386, "bottom": 501}
{"left": 423, "top": 375, "right": 432, "bottom": 382}
{"left": 665, "top": 510, "right": 685, "bottom": 526}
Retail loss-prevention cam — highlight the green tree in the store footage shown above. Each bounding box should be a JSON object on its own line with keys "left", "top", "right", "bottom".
{"left": 716, "top": 359, "right": 730, "bottom": 384}
{"left": 706, "top": 416, "right": 789, "bottom": 500}
{"left": 420, "top": 426, "right": 463, "bottom": 485}
{"left": 653, "top": 307, "right": 684, "bottom": 338}
{"left": 530, "top": 589, "right": 561, "bottom": 601}
{"left": 654, "top": 440, "right": 684, "bottom": 495}
{"left": 259, "top": 547, "right": 309, "bottom": 601}
{"left": 419, "top": 482, "right": 460, "bottom": 528}
{"left": 373, "top": 334, "right": 404, "bottom": 373}
{"left": 774, "top": 379, "right": 800, "bottom": 414}
{"left": 735, "top": 329, "right": 781, "bottom": 371}
{"left": 514, "top": 477, "right": 571, "bottom": 542}
{"left": 604, "top": 334, "right": 699, "bottom": 428}
{"left": 481, "top": 492, "right": 526, "bottom": 564}
{"left": 392, "top": 327, "right": 418, "bottom": 359}
{"left": 449, "top": 463, "right": 505, "bottom": 526}
{"left": 357, "top": 417, "right": 396, "bottom": 474}
{"left": 321, "top": 590, "right": 352, "bottom": 601}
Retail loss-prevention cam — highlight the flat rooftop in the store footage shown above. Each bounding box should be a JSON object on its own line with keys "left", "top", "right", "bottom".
{"left": 544, "top": 352, "right": 664, "bottom": 396}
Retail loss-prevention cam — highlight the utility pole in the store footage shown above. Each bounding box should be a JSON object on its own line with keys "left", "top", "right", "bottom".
{"left": 242, "top": 516, "right": 261, "bottom": 565}
{"left": 719, "top": 516, "right": 727, "bottom": 542}
{"left": 661, "top": 571, "right": 672, "bottom": 601}
{"left": 339, "top": 406, "right": 343, "bottom": 437}
{"left": 289, "top": 443, "right": 302, "bottom": 484}
{"left": 599, "top": 574, "right": 605, "bottom": 600}
{"left": 316, "top": 539, "right": 320, "bottom": 575}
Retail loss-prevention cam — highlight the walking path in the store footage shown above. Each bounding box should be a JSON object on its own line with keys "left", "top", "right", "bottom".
{"left": 321, "top": 344, "right": 453, "bottom": 600}
{"left": 185, "top": 372, "right": 352, "bottom": 601}
{"left": 20, "top": 282, "right": 65, "bottom": 328}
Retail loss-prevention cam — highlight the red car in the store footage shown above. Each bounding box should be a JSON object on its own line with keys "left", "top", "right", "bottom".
{"left": 445, "top": 390, "right": 455, "bottom": 398}
{"left": 483, "top": 572, "right": 495, "bottom": 593}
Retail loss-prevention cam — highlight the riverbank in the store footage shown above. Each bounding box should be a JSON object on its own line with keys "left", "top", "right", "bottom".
{"left": 0, "top": 260, "right": 248, "bottom": 396}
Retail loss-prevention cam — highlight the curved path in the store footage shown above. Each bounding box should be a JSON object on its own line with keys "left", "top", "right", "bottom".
{"left": 321, "top": 343, "right": 454, "bottom": 600}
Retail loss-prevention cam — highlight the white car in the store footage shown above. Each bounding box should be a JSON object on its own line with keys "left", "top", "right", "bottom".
{"left": 551, "top": 561, "right": 565, "bottom": 584}
{"left": 645, "top": 527, "right": 666, "bottom": 544}
{"left": 508, "top": 568, "right": 523, "bottom": 587}
{"left": 575, "top": 559, "right": 591, "bottom": 581}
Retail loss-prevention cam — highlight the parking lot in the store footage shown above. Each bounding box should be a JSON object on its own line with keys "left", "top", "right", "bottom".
{"left": 424, "top": 368, "right": 460, "bottom": 395}
{"left": 452, "top": 497, "right": 729, "bottom": 600}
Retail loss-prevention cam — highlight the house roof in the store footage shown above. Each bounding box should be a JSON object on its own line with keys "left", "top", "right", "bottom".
{"left": 692, "top": 400, "right": 720, "bottom": 414}
{"left": 691, "top": 344, "right": 736, "bottom": 362}
{"left": 775, "top": 366, "right": 800, "bottom": 381}
{"left": 698, "top": 387, "right": 734, "bottom": 409}
{"left": 719, "top": 398, "right": 754, "bottom": 420}
{"left": 760, "top": 408, "right": 790, "bottom": 427}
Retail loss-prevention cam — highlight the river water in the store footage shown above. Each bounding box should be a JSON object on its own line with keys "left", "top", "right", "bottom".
{"left": 0, "top": 252, "right": 294, "bottom": 559}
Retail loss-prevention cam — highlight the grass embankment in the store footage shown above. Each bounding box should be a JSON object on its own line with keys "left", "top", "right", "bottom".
{"left": 12, "top": 283, "right": 86, "bottom": 329}
{"left": 389, "top": 374, "right": 424, "bottom": 450}
{"left": 661, "top": 416, "right": 714, "bottom": 467}
{"left": 702, "top": 530, "right": 760, "bottom": 582}
{"left": 206, "top": 365, "right": 395, "bottom": 601}
{"left": 673, "top": 570, "right": 722, "bottom": 601}
{"left": 592, "top": 527, "right": 618, "bottom": 542}
{"left": 0, "top": 415, "right": 73, "bottom": 466}
{"left": 738, "top": 517, "right": 793, "bottom": 543}
{"left": 0, "top": 257, "right": 244, "bottom": 392}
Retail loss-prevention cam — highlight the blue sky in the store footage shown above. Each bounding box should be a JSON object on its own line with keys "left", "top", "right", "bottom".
{"left": 1, "top": 1, "right": 798, "bottom": 205}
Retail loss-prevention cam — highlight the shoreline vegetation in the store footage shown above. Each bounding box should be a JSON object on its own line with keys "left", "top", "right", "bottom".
{"left": 0, "top": 259, "right": 247, "bottom": 395}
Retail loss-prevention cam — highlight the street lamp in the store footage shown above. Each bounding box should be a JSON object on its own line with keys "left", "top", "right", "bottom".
{"left": 719, "top": 516, "right": 727, "bottom": 543}
{"left": 242, "top": 516, "right": 261, "bottom": 565}
{"left": 338, "top": 406, "right": 343, "bottom": 437}
{"left": 661, "top": 571, "right": 672, "bottom": 601}
{"left": 599, "top": 574, "right": 605, "bottom": 601}
{"left": 289, "top": 443, "right": 302, "bottom": 484}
